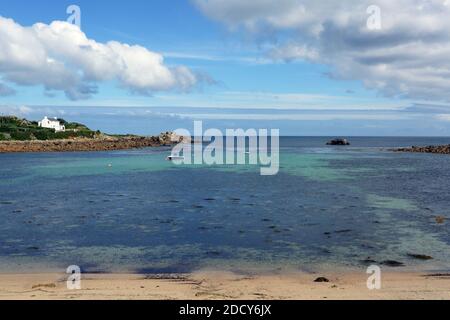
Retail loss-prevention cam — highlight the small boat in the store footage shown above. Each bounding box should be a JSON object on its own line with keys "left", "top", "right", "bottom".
{"left": 166, "top": 155, "right": 185, "bottom": 161}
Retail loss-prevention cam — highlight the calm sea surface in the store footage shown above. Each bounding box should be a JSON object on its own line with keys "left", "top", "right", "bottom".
{"left": 0, "top": 137, "right": 449, "bottom": 274}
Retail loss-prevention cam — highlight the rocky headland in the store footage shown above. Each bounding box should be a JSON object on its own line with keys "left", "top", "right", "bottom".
{"left": 0, "top": 116, "right": 183, "bottom": 153}
{"left": 0, "top": 132, "right": 180, "bottom": 153}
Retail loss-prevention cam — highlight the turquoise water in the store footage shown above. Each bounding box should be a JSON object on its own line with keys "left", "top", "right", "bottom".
{"left": 0, "top": 137, "right": 449, "bottom": 273}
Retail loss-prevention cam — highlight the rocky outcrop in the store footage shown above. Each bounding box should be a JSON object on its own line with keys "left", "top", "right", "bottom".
{"left": 0, "top": 132, "right": 182, "bottom": 153}
{"left": 394, "top": 145, "right": 450, "bottom": 154}
{"left": 314, "top": 277, "right": 330, "bottom": 283}
{"left": 326, "top": 138, "right": 350, "bottom": 146}
{"left": 158, "top": 131, "right": 186, "bottom": 145}
{"left": 407, "top": 253, "right": 433, "bottom": 260}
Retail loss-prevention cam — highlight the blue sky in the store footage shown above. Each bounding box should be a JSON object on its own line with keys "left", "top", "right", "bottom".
{"left": 1, "top": 0, "right": 450, "bottom": 135}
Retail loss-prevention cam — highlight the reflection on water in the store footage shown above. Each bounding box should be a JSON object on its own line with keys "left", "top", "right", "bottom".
{"left": 0, "top": 137, "right": 449, "bottom": 274}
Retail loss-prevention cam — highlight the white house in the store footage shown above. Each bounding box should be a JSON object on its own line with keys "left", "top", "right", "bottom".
{"left": 38, "top": 116, "right": 66, "bottom": 132}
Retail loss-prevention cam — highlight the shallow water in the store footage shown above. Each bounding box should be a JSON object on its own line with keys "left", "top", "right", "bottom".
{"left": 0, "top": 137, "right": 449, "bottom": 274}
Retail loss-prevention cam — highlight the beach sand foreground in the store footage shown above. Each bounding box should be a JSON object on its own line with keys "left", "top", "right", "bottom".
{"left": 0, "top": 271, "right": 448, "bottom": 300}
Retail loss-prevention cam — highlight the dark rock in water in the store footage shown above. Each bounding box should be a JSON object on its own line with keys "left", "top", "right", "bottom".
{"left": 324, "top": 229, "right": 352, "bottom": 236}
{"left": 314, "top": 277, "right": 330, "bottom": 283}
{"left": 435, "top": 216, "right": 446, "bottom": 224}
{"left": 407, "top": 253, "right": 433, "bottom": 260}
{"left": 361, "top": 257, "right": 377, "bottom": 264}
{"left": 326, "top": 138, "right": 350, "bottom": 146}
{"left": 381, "top": 260, "right": 404, "bottom": 267}
{"left": 206, "top": 251, "right": 221, "bottom": 256}
{"left": 334, "top": 229, "right": 352, "bottom": 234}
{"left": 393, "top": 144, "right": 450, "bottom": 154}
{"left": 159, "top": 219, "right": 174, "bottom": 224}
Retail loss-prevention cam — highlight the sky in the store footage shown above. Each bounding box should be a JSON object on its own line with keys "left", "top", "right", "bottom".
{"left": 1, "top": 0, "right": 450, "bottom": 135}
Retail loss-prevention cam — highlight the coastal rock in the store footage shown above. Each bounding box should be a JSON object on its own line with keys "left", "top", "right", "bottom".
{"left": 381, "top": 260, "right": 405, "bottom": 267}
{"left": 326, "top": 138, "right": 350, "bottom": 146}
{"left": 314, "top": 277, "right": 330, "bottom": 283}
{"left": 360, "top": 257, "right": 377, "bottom": 264}
{"left": 394, "top": 145, "right": 450, "bottom": 154}
{"left": 407, "top": 253, "right": 433, "bottom": 260}
{"left": 158, "top": 131, "right": 185, "bottom": 145}
{"left": 435, "top": 216, "right": 446, "bottom": 224}
{"left": 334, "top": 229, "right": 352, "bottom": 234}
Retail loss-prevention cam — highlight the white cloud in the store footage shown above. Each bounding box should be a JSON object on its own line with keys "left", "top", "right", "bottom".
{"left": 0, "top": 17, "right": 199, "bottom": 100}
{"left": 193, "top": 0, "right": 450, "bottom": 102}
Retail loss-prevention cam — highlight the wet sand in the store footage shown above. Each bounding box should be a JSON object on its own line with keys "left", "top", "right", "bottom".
{"left": 0, "top": 271, "right": 449, "bottom": 300}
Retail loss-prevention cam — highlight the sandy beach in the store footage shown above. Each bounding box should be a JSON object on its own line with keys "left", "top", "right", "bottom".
{"left": 0, "top": 271, "right": 448, "bottom": 300}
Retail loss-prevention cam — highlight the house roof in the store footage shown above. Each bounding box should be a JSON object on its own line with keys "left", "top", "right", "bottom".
{"left": 43, "top": 117, "right": 61, "bottom": 123}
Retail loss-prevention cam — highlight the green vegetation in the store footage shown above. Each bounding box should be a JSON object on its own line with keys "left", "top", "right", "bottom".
{"left": 0, "top": 116, "right": 100, "bottom": 141}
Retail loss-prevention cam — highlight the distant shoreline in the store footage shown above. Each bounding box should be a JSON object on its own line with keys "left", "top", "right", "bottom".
{"left": 0, "top": 133, "right": 176, "bottom": 153}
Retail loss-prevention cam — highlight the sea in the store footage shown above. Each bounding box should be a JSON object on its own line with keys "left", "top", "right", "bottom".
{"left": 0, "top": 137, "right": 449, "bottom": 274}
